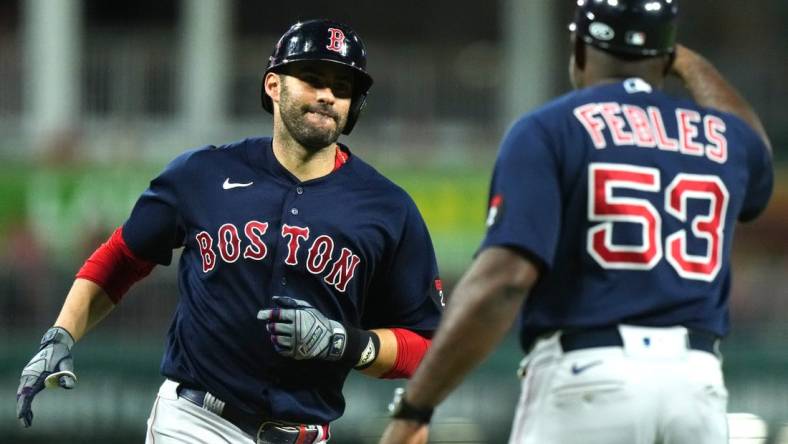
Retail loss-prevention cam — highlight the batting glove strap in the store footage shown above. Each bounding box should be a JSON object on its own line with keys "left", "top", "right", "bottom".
{"left": 40, "top": 326, "right": 75, "bottom": 350}
{"left": 293, "top": 311, "right": 347, "bottom": 361}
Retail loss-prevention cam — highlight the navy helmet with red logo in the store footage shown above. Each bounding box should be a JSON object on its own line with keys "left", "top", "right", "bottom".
{"left": 570, "top": 0, "right": 679, "bottom": 57}
{"left": 261, "top": 19, "right": 374, "bottom": 134}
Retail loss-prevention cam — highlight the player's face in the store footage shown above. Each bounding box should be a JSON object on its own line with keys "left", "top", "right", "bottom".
{"left": 277, "top": 62, "right": 354, "bottom": 151}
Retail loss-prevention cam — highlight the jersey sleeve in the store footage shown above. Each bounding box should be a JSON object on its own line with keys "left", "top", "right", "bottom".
{"left": 362, "top": 196, "right": 443, "bottom": 335}
{"left": 478, "top": 115, "right": 562, "bottom": 269}
{"left": 121, "top": 151, "right": 190, "bottom": 265}
{"left": 738, "top": 122, "right": 774, "bottom": 222}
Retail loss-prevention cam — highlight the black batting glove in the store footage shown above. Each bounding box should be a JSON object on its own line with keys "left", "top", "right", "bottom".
{"left": 16, "top": 327, "right": 78, "bottom": 428}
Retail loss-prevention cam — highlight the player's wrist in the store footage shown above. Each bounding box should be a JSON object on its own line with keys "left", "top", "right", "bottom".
{"left": 354, "top": 329, "right": 380, "bottom": 369}
{"left": 339, "top": 326, "right": 380, "bottom": 369}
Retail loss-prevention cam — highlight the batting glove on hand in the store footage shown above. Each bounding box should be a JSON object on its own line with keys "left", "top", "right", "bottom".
{"left": 257, "top": 296, "right": 348, "bottom": 361}
{"left": 16, "top": 326, "right": 78, "bottom": 428}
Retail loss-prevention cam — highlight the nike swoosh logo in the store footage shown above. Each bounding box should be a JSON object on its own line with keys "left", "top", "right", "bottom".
{"left": 222, "top": 178, "right": 253, "bottom": 189}
{"left": 571, "top": 360, "right": 603, "bottom": 375}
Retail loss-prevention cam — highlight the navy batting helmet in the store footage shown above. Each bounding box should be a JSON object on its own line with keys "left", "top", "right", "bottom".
{"left": 261, "top": 19, "right": 374, "bottom": 135}
{"left": 570, "top": 0, "right": 679, "bottom": 57}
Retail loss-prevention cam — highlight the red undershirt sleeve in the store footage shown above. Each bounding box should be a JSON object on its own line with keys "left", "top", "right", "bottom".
{"left": 381, "top": 328, "right": 432, "bottom": 379}
{"left": 76, "top": 226, "right": 156, "bottom": 304}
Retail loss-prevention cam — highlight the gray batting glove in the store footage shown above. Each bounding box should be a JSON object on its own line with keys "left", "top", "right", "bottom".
{"left": 257, "top": 296, "right": 347, "bottom": 361}
{"left": 16, "top": 327, "right": 78, "bottom": 428}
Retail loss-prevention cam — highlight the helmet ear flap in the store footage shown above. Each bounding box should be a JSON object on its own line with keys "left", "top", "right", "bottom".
{"left": 342, "top": 93, "right": 367, "bottom": 135}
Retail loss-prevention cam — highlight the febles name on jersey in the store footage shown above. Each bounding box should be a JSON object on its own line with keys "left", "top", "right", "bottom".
{"left": 574, "top": 101, "right": 728, "bottom": 164}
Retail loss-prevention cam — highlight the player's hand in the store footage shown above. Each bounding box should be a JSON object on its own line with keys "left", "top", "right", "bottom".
{"left": 257, "top": 296, "right": 348, "bottom": 361}
{"left": 16, "top": 327, "right": 78, "bottom": 428}
{"left": 379, "top": 419, "right": 430, "bottom": 444}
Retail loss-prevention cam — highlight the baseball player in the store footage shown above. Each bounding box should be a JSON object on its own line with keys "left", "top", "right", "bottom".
{"left": 380, "top": 1, "right": 773, "bottom": 443}
{"left": 16, "top": 19, "right": 444, "bottom": 444}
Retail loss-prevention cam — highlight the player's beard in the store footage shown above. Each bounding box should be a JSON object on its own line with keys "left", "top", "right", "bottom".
{"left": 278, "top": 83, "right": 347, "bottom": 152}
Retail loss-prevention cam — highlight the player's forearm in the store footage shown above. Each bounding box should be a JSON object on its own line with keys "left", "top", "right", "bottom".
{"left": 403, "top": 248, "right": 537, "bottom": 409}
{"left": 54, "top": 278, "right": 116, "bottom": 341}
{"left": 671, "top": 45, "right": 771, "bottom": 153}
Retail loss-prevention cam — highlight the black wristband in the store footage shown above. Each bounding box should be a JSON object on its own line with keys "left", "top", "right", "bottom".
{"left": 354, "top": 330, "right": 380, "bottom": 369}
{"left": 388, "top": 387, "right": 434, "bottom": 424}
{"left": 338, "top": 326, "right": 378, "bottom": 369}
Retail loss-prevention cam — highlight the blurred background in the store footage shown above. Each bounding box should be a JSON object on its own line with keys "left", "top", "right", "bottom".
{"left": 0, "top": 0, "right": 786, "bottom": 443}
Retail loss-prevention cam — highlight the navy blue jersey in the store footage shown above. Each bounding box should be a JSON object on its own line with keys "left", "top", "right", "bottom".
{"left": 479, "top": 78, "right": 773, "bottom": 351}
{"left": 122, "top": 137, "right": 443, "bottom": 423}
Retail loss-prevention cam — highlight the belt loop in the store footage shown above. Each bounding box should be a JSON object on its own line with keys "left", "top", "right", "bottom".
{"left": 203, "top": 391, "right": 226, "bottom": 416}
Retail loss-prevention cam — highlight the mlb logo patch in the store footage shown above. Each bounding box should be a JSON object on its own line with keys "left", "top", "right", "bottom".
{"left": 626, "top": 31, "right": 646, "bottom": 46}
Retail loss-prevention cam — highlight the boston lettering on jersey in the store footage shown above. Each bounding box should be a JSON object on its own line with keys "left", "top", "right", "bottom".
{"left": 195, "top": 221, "right": 360, "bottom": 292}
{"left": 117, "top": 137, "right": 443, "bottom": 423}
{"left": 573, "top": 102, "right": 727, "bottom": 164}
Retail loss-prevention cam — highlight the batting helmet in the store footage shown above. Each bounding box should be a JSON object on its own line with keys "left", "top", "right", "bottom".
{"left": 570, "top": 0, "right": 679, "bottom": 57}
{"left": 261, "top": 19, "right": 374, "bottom": 135}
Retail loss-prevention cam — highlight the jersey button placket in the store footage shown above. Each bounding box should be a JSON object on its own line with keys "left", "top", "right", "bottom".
{"left": 278, "top": 187, "right": 299, "bottom": 290}
{"left": 292, "top": 186, "right": 303, "bottom": 214}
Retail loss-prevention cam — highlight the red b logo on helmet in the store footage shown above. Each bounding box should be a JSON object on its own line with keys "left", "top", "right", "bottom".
{"left": 326, "top": 28, "right": 345, "bottom": 53}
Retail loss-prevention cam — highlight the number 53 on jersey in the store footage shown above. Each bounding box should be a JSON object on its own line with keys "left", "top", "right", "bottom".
{"left": 587, "top": 162, "right": 728, "bottom": 282}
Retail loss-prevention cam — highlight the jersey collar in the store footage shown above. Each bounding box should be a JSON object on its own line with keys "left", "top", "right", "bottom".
{"left": 246, "top": 137, "right": 354, "bottom": 185}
